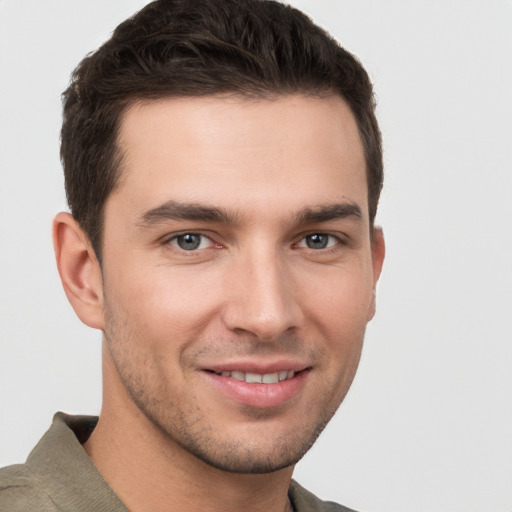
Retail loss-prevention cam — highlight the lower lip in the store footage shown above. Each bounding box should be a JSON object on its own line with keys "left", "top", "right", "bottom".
{"left": 202, "top": 370, "right": 309, "bottom": 409}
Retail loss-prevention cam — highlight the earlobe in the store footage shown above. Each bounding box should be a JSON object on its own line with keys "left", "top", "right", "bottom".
{"left": 52, "top": 212, "right": 105, "bottom": 330}
{"left": 368, "top": 226, "right": 385, "bottom": 321}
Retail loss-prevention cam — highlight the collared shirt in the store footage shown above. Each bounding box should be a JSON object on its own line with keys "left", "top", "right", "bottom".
{"left": 0, "top": 413, "right": 356, "bottom": 512}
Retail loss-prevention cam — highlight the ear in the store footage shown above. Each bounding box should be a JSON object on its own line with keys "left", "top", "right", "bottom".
{"left": 367, "top": 226, "right": 385, "bottom": 321}
{"left": 53, "top": 212, "right": 105, "bottom": 330}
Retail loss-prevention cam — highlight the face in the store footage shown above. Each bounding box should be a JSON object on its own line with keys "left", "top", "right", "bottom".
{"left": 99, "top": 94, "right": 384, "bottom": 473}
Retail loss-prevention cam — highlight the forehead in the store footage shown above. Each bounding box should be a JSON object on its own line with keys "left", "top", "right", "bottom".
{"left": 112, "top": 94, "right": 367, "bottom": 220}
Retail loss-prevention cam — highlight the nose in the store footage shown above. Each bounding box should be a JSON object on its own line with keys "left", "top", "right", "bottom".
{"left": 221, "top": 248, "right": 303, "bottom": 341}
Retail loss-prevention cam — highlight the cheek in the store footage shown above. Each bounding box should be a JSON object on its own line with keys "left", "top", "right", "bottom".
{"left": 107, "top": 263, "right": 225, "bottom": 343}
{"left": 299, "top": 263, "right": 374, "bottom": 334}
{"left": 310, "top": 272, "right": 372, "bottom": 396}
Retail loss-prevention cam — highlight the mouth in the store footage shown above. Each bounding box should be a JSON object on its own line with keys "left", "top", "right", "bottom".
{"left": 206, "top": 369, "right": 301, "bottom": 384}
{"left": 202, "top": 366, "right": 311, "bottom": 408}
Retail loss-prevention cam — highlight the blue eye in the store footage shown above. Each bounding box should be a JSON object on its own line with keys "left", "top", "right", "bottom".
{"left": 297, "top": 233, "right": 338, "bottom": 250}
{"left": 170, "top": 233, "right": 212, "bottom": 251}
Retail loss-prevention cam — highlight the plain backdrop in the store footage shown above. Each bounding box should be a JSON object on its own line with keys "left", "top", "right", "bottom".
{"left": 1, "top": 1, "right": 511, "bottom": 511}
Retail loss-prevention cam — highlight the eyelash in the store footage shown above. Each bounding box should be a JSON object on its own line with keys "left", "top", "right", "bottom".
{"left": 166, "top": 232, "right": 218, "bottom": 252}
{"left": 294, "top": 233, "right": 342, "bottom": 251}
{"left": 164, "top": 231, "right": 344, "bottom": 253}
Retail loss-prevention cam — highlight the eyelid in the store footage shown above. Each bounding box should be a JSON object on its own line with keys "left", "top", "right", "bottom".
{"left": 163, "top": 231, "right": 221, "bottom": 251}
{"left": 294, "top": 232, "right": 345, "bottom": 249}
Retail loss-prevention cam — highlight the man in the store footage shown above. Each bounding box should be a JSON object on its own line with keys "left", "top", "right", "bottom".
{"left": 0, "top": 0, "right": 384, "bottom": 510}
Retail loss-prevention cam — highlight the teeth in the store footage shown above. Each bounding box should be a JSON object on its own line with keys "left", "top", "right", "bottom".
{"left": 231, "top": 371, "right": 245, "bottom": 381}
{"left": 245, "top": 372, "right": 262, "bottom": 383}
{"left": 216, "top": 370, "right": 296, "bottom": 384}
{"left": 262, "top": 372, "right": 279, "bottom": 384}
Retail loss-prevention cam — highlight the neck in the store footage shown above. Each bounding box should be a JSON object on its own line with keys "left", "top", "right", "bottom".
{"left": 84, "top": 347, "right": 294, "bottom": 512}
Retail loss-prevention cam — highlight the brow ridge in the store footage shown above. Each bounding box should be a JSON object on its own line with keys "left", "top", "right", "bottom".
{"left": 138, "top": 200, "right": 238, "bottom": 226}
{"left": 294, "top": 202, "right": 362, "bottom": 225}
{"left": 138, "top": 200, "right": 362, "bottom": 228}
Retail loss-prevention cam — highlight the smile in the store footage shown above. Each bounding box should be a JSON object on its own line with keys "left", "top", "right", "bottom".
{"left": 211, "top": 370, "right": 297, "bottom": 384}
{"left": 203, "top": 366, "right": 310, "bottom": 408}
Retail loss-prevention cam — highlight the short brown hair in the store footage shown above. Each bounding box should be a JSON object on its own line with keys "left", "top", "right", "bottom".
{"left": 61, "top": 0, "right": 383, "bottom": 258}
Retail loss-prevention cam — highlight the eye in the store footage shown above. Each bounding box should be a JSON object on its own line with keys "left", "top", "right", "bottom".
{"left": 297, "top": 233, "right": 339, "bottom": 250}
{"left": 169, "top": 233, "right": 213, "bottom": 251}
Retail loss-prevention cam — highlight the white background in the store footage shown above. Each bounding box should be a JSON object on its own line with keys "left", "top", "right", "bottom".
{"left": 1, "top": 1, "right": 511, "bottom": 511}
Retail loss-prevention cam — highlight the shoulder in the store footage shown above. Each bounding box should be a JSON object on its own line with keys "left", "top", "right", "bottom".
{"left": 289, "top": 480, "right": 359, "bottom": 512}
{"left": 0, "top": 463, "right": 58, "bottom": 511}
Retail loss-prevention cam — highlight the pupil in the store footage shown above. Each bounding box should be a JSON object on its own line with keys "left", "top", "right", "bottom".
{"left": 307, "top": 234, "right": 328, "bottom": 249}
{"left": 178, "top": 234, "right": 200, "bottom": 250}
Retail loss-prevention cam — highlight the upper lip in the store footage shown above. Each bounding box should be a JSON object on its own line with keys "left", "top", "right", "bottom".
{"left": 202, "top": 359, "right": 311, "bottom": 374}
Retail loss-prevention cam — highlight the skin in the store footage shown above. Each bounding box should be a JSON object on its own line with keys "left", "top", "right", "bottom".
{"left": 54, "top": 94, "right": 384, "bottom": 512}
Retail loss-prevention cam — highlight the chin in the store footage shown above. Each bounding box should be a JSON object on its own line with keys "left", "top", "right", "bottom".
{"left": 163, "top": 411, "right": 332, "bottom": 475}
{"left": 180, "top": 438, "right": 307, "bottom": 474}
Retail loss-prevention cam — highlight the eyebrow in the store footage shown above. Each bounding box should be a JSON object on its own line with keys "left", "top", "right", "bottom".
{"left": 294, "top": 202, "right": 363, "bottom": 225}
{"left": 137, "top": 200, "right": 362, "bottom": 227}
{"left": 138, "top": 200, "right": 239, "bottom": 226}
